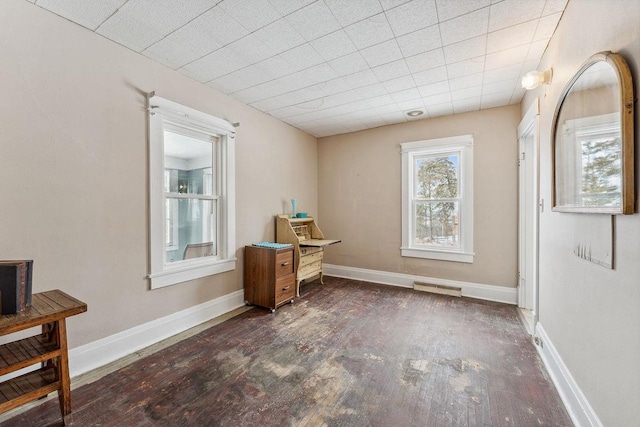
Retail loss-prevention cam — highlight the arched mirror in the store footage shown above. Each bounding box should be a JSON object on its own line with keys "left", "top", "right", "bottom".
{"left": 552, "top": 51, "right": 634, "bottom": 214}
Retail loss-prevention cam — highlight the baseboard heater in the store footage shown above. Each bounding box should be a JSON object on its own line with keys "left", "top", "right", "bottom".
{"left": 413, "top": 281, "right": 462, "bottom": 297}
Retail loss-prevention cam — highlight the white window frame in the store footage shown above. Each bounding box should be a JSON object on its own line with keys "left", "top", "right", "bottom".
{"left": 401, "top": 135, "right": 474, "bottom": 263}
{"left": 148, "top": 94, "right": 236, "bottom": 289}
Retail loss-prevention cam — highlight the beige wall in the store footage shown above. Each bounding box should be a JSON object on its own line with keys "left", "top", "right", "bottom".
{"left": 0, "top": 1, "right": 316, "bottom": 347}
{"left": 522, "top": 0, "right": 640, "bottom": 425}
{"left": 318, "top": 105, "right": 520, "bottom": 287}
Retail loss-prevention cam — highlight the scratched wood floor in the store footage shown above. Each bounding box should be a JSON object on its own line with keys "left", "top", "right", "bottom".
{"left": 2, "top": 277, "right": 572, "bottom": 426}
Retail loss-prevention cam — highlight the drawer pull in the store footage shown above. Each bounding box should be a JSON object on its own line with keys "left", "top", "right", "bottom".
{"left": 282, "top": 286, "right": 290, "bottom": 290}
{"left": 281, "top": 262, "right": 290, "bottom": 266}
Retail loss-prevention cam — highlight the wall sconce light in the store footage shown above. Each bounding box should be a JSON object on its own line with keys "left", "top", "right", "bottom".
{"left": 521, "top": 69, "right": 553, "bottom": 90}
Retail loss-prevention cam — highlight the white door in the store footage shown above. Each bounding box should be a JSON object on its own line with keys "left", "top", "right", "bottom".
{"left": 517, "top": 100, "right": 540, "bottom": 323}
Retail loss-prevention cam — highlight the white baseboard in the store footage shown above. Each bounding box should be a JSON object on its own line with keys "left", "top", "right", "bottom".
{"left": 535, "top": 323, "right": 602, "bottom": 427}
{"left": 68, "top": 289, "right": 245, "bottom": 378}
{"left": 322, "top": 264, "right": 517, "bottom": 305}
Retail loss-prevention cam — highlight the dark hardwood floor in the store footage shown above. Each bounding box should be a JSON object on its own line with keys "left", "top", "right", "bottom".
{"left": 2, "top": 277, "right": 572, "bottom": 426}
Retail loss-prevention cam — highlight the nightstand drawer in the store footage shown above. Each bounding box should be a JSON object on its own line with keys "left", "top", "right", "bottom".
{"left": 275, "top": 275, "right": 295, "bottom": 304}
{"left": 300, "top": 250, "right": 323, "bottom": 267}
{"left": 275, "top": 250, "right": 294, "bottom": 277}
{"left": 300, "top": 246, "right": 322, "bottom": 256}
{"left": 298, "top": 260, "right": 322, "bottom": 279}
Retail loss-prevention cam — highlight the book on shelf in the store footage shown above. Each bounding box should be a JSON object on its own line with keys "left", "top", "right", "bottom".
{"left": 0, "top": 260, "right": 33, "bottom": 315}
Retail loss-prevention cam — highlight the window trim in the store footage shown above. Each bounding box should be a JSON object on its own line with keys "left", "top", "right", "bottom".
{"left": 401, "top": 134, "right": 474, "bottom": 263}
{"left": 147, "top": 94, "right": 236, "bottom": 289}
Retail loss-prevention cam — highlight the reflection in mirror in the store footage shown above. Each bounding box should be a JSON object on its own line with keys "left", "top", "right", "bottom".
{"left": 163, "top": 127, "right": 217, "bottom": 263}
{"left": 552, "top": 52, "right": 634, "bottom": 214}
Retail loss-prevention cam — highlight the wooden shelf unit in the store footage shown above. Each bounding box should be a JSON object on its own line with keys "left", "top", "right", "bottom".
{"left": 0, "top": 290, "right": 87, "bottom": 425}
{"left": 276, "top": 215, "right": 340, "bottom": 296}
{"left": 244, "top": 245, "right": 295, "bottom": 312}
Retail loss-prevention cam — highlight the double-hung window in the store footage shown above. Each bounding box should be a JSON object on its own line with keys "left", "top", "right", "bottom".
{"left": 401, "top": 135, "right": 474, "bottom": 263}
{"left": 148, "top": 94, "right": 236, "bottom": 289}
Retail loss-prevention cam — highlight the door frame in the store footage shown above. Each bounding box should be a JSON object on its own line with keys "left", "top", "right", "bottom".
{"left": 517, "top": 99, "right": 540, "bottom": 326}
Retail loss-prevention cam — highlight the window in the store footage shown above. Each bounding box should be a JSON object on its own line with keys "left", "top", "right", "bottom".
{"left": 401, "top": 135, "right": 474, "bottom": 263}
{"left": 148, "top": 94, "right": 236, "bottom": 289}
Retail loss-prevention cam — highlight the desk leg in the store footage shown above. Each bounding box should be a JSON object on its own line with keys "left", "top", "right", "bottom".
{"left": 55, "top": 319, "right": 73, "bottom": 425}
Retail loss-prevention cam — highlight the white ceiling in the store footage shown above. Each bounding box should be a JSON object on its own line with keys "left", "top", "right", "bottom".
{"left": 31, "top": 0, "right": 568, "bottom": 137}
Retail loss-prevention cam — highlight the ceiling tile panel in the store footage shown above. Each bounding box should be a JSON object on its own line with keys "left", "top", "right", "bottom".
{"left": 379, "top": 0, "right": 412, "bottom": 11}
{"left": 481, "top": 90, "right": 513, "bottom": 108}
{"left": 439, "top": 8, "right": 489, "bottom": 46}
{"left": 488, "top": 0, "right": 545, "bottom": 32}
{"left": 361, "top": 40, "right": 404, "bottom": 68}
{"left": 97, "top": 0, "right": 219, "bottom": 52}
{"left": 451, "top": 86, "right": 483, "bottom": 101}
{"left": 286, "top": 2, "right": 341, "bottom": 41}
{"left": 324, "top": 0, "right": 383, "bottom": 27}
{"left": 422, "top": 92, "right": 452, "bottom": 106}
{"left": 355, "top": 83, "right": 389, "bottom": 98}
{"left": 482, "top": 79, "right": 518, "bottom": 95}
{"left": 446, "top": 57, "right": 485, "bottom": 78}
{"left": 483, "top": 63, "right": 523, "bottom": 84}
{"left": 396, "top": 25, "right": 442, "bottom": 57}
{"left": 449, "top": 73, "right": 484, "bottom": 90}
{"left": 484, "top": 44, "right": 528, "bottom": 70}
{"left": 405, "top": 49, "right": 446, "bottom": 73}
{"left": 372, "top": 59, "right": 411, "bottom": 81}
{"left": 344, "top": 13, "right": 395, "bottom": 49}
{"left": 417, "top": 80, "right": 450, "bottom": 98}
{"left": 267, "top": 0, "right": 315, "bottom": 15}
{"left": 452, "top": 97, "right": 481, "bottom": 113}
{"left": 382, "top": 76, "right": 416, "bottom": 93}
{"left": 310, "top": 30, "right": 358, "bottom": 61}
{"left": 412, "top": 66, "right": 448, "bottom": 86}
{"left": 542, "top": 0, "right": 568, "bottom": 16}
{"left": 341, "top": 70, "right": 380, "bottom": 89}
{"left": 365, "top": 94, "right": 397, "bottom": 107}
{"left": 435, "top": 0, "right": 490, "bottom": 21}
{"left": 443, "top": 35, "right": 487, "bottom": 64}
{"left": 534, "top": 12, "right": 562, "bottom": 41}
{"left": 396, "top": 98, "right": 426, "bottom": 111}
{"left": 228, "top": 34, "right": 277, "bottom": 65}
{"left": 526, "top": 39, "right": 550, "bottom": 62}
{"left": 254, "top": 19, "right": 306, "bottom": 55}
{"left": 278, "top": 43, "right": 324, "bottom": 73}
{"left": 329, "top": 52, "right": 370, "bottom": 77}
{"left": 36, "top": 0, "right": 127, "bottom": 30}
{"left": 386, "top": 0, "right": 438, "bottom": 36}
{"left": 486, "top": 20, "right": 537, "bottom": 53}
{"left": 390, "top": 88, "right": 421, "bottom": 103}
{"left": 218, "top": 0, "right": 282, "bottom": 32}
{"left": 427, "top": 101, "right": 454, "bottom": 117}
{"left": 249, "top": 97, "right": 287, "bottom": 112}
{"left": 181, "top": 46, "right": 251, "bottom": 82}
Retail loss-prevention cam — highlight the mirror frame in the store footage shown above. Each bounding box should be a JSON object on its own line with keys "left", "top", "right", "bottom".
{"left": 551, "top": 51, "right": 635, "bottom": 214}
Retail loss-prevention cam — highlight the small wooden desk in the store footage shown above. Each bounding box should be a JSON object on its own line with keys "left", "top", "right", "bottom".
{"left": 0, "top": 290, "right": 87, "bottom": 425}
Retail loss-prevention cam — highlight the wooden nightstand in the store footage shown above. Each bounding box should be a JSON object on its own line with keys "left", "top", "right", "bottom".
{"left": 244, "top": 246, "right": 295, "bottom": 312}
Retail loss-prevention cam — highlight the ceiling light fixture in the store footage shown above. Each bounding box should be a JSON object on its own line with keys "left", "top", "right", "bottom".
{"left": 521, "top": 68, "right": 553, "bottom": 90}
{"left": 405, "top": 110, "right": 424, "bottom": 117}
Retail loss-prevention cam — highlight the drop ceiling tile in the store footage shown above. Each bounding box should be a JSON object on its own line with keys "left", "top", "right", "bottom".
{"left": 534, "top": 12, "right": 562, "bottom": 41}
{"left": 526, "top": 39, "right": 550, "bottom": 62}
{"left": 286, "top": 2, "right": 341, "bottom": 41}
{"left": 297, "top": 63, "right": 340, "bottom": 85}
{"left": 36, "top": 0, "right": 127, "bottom": 30}
{"left": 396, "top": 99, "right": 426, "bottom": 111}
{"left": 313, "top": 78, "right": 352, "bottom": 97}
{"left": 412, "top": 66, "right": 448, "bottom": 85}
{"left": 439, "top": 8, "right": 489, "bottom": 46}
{"left": 328, "top": 52, "right": 369, "bottom": 77}
{"left": 181, "top": 46, "right": 252, "bottom": 82}
{"left": 542, "top": 0, "right": 568, "bottom": 16}
{"left": 379, "top": 0, "right": 412, "bottom": 11}
{"left": 386, "top": 0, "right": 438, "bottom": 37}
{"left": 418, "top": 80, "right": 450, "bottom": 97}
{"left": 344, "top": 13, "right": 395, "bottom": 49}
{"left": 427, "top": 101, "right": 454, "bottom": 117}
{"left": 405, "top": 49, "right": 446, "bottom": 73}
{"left": 267, "top": 0, "right": 315, "bottom": 15}
{"left": 435, "top": 0, "right": 490, "bottom": 21}
{"left": 483, "top": 63, "right": 522, "bottom": 84}
{"left": 396, "top": 25, "right": 442, "bottom": 57}
{"left": 254, "top": 19, "right": 306, "bottom": 55}
{"left": 390, "top": 88, "right": 421, "bottom": 103}
{"left": 278, "top": 43, "right": 324, "bottom": 73}
{"left": 484, "top": 44, "right": 528, "bottom": 70}
{"left": 143, "top": 7, "right": 249, "bottom": 69}
{"left": 365, "top": 94, "right": 396, "bottom": 107}
{"left": 482, "top": 79, "right": 517, "bottom": 95}
{"left": 249, "top": 97, "right": 287, "bottom": 112}
{"left": 373, "top": 104, "right": 403, "bottom": 115}
{"left": 210, "top": 64, "right": 274, "bottom": 93}
{"left": 451, "top": 86, "right": 483, "bottom": 100}
{"left": 356, "top": 83, "right": 389, "bottom": 98}
{"left": 218, "top": 0, "right": 282, "bottom": 32}
{"left": 372, "top": 59, "right": 411, "bottom": 81}
{"left": 310, "top": 30, "right": 358, "bottom": 61}
{"left": 447, "top": 57, "right": 485, "bottom": 78}
{"left": 488, "top": 0, "right": 545, "bottom": 32}
{"left": 443, "top": 35, "right": 487, "bottom": 64}
{"left": 228, "top": 34, "right": 278, "bottom": 65}
{"left": 486, "top": 20, "right": 537, "bottom": 53}
{"left": 97, "top": 0, "right": 220, "bottom": 52}
{"left": 481, "top": 90, "right": 512, "bottom": 108}
{"left": 361, "top": 40, "right": 403, "bottom": 68}
{"left": 324, "top": 0, "right": 383, "bottom": 27}
{"left": 452, "top": 97, "right": 481, "bottom": 113}
{"left": 257, "top": 55, "right": 294, "bottom": 80}
{"left": 382, "top": 76, "right": 416, "bottom": 93}
{"left": 423, "top": 92, "right": 452, "bottom": 106}
{"left": 342, "top": 70, "right": 380, "bottom": 89}
{"left": 449, "top": 73, "right": 484, "bottom": 90}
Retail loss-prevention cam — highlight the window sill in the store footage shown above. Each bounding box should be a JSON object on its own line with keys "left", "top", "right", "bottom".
{"left": 401, "top": 247, "right": 474, "bottom": 263}
{"left": 149, "top": 258, "right": 236, "bottom": 289}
